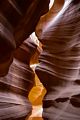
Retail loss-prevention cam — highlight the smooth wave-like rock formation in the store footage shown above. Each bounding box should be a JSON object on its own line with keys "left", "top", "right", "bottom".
{"left": 0, "top": 0, "right": 50, "bottom": 46}
{"left": 35, "top": 0, "right": 80, "bottom": 119}
{"left": 0, "top": 0, "right": 50, "bottom": 76}
{"left": 0, "top": 37, "right": 37, "bottom": 120}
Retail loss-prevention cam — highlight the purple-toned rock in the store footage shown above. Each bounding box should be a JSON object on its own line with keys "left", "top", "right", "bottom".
{"left": 35, "top": 0, "right": 80, "bottom": 119}
{"left": 0, "top": 0, "right": 50, "bottom": 76}
{"left": 0, "top": 37, "right": 37, "bottom": 120}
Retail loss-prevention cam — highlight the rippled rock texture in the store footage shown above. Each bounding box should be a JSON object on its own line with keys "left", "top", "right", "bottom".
{"left": 0, "top": 0, "right": 50, "bottom": 76}
{"left": 0, "top": 37, "right": 37, "bottom": 120}
{"left": 35, "top": 0, "right": 80, "bottom": 119}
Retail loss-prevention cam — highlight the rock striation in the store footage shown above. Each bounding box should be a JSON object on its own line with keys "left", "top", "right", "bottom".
{"left": 0, "top": 37, "right": 37, "bottom": 120}
{"left": 35, "top": 0, "right": 80, "bottom": 119}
